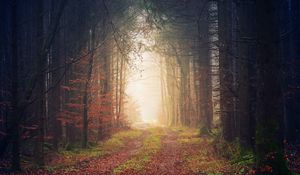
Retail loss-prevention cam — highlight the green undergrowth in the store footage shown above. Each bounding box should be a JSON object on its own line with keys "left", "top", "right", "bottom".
{"left": 178, "top": 137, "right": 202, "bottom": 144}
{"left": 176, "top": 127, "right": 213, "bottom": 145}
{"left": 43, "top": 145, "right": 105, "bottom": 172}
{"left": 113, "top": 128, "right": 164, "bottom": 174}
{"left": 44, "top": 129, "right": 142, "bottom": 171}
{"left": 176, "top": 127, "right": 249, "bottom": 174}
{"left": 211, "top": 134, "right": 254, "bottom": 174}
{"left": 178, "top": 128, "right": 198, "bottom": 138}
{"left": 185, "top": 151, "right": 234, "bottom": 175}
{"left": 170, "top": 126, "right": 190, "bottom": 132}
{"left": 178, "top": 129, "right": 202, "bottom": 145}
{"left": 113, "top": 129, "right": 143, "bottom": 139}
{"left": 176, "top": 128, "right": 233, "bottom": 174}
{"left": 103, "top": 129, "right": 142, "bottom": 152}
{"left": 213, "top": 138, "right": 254, "bottom": 166}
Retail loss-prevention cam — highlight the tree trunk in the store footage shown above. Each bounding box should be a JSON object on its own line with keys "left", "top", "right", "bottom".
{"left": 34, "top": 0, "right": 45, "bottom": 167}
{"left": 217, "top": 0, "right": 236, "bottom": 141}
{"left": 197, "top": 10, "right": 213, "bottom": 131}
{"left": 255, "top": 0, "right": 291, "bottom": 174}
{"left": 82, "top": 27, "right": 95, "bottom": 148}
{"left": 10, "top": 0, "right": 21, "bottom": 171}
{"left": 236, "top": 0, "right": 256, "bottom": 148}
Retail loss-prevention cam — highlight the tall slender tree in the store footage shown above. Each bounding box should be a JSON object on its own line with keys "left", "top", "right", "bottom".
{"left": 255, "top": 0, "right": 291, "bottom": 174}
{"left": 10, "top": 0, "right": 21, "bottom": 171}
{"left": 218, "top": 0, "right": 236, "bottom": 141}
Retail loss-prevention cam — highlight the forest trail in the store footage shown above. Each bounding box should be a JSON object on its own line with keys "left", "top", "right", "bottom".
{"left": 11, "top": 127, "right": 241, "bottom": 175}
{"left": 58, "top": 130, "right": 147, "bottom": 175}
{"left": 141, "top": 128, "right": 191, "bottom": 175}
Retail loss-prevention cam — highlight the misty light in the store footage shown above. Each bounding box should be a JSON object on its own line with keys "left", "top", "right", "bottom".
{"left": 126, "top": 51, "right": 161, "bottom": 123}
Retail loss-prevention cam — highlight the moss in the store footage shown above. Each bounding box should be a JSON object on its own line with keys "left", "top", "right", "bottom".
{"left": 178, "top": 138, "right": 202, "bottom": 145}
{"left": 43, "top": 146, "right": 105, "bottom": 172}
{"left": 185, "top": 149, "right": 234, "bottom": 174}
{"left": 113, "top": 155, "right": 151, "bottom": 173}
{"left": 103, "top": 129, "right": 142, "bottom": 152}
{"left": 113, "top": 129, "right": 142, "bottom": 140}
{"left": 102, "top": 137, "right": 124, "bottom": 152}
{"left": 113, "top": 129, "right": 163, "bottom": 174}
{"left": 199, "top": 126, "right": 212, "bottom": 136}
{"left": 177, "top": 128, "right": 198, "bottom": 138}
{"left": 45, "top": 129, "right": 142, "bottom": 171}
{"left": 59, "top": 146, "right": 104, "bottom": 158}
{"left": 256, "top": 121, "right": 291, "bottom": 175}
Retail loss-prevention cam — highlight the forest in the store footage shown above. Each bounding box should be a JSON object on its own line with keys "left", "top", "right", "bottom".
{"left": 0, "top": 0, "right": 300, "bottom": 174}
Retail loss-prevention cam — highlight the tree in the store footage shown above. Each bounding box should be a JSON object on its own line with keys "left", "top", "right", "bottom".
{"left": 82, "top": 27, "right": 95, "bottom": 148}
{"left": 235, "top": 0, "right": 256, "bottom": 148}
{"left": 255, "top": 0, "right": 291, "bottom": 174}
{"left": 281, "top": 0, "right": 300, "bottom": 144}
{"left": 34, "top": 0, "right": 46, "bottom": 166}
{"left": 10, "top": 0, "right": 21, "bottom": 171}
{"left": 196, "top": 1, "right": 213, "bottom": 131}
{"left": 217, "top": 0, "right": 236, "bottom": 141}
{"left": 0, "top": 0, "right": 67, "bottom": 169}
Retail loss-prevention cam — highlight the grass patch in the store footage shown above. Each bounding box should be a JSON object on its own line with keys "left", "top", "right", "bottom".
{"left": 147, "top": 127, "right": 165, "bottom": 136}
{"left": 178, "top": 137, "right": 202, "bottom": 144}
{"left": 213, "top": 138, "right": 254, "bottom": 167}
{"left": 179, "top": 127, "right": 243, "bottom": 174}
{"left": 185, "top": 149, "right": 236, "bottom": 175}
{"left": 103, "top": 129, "right": 142, "bottom": 152}
{"left": 177, "top": 128, "right": 198, "bottom": 138}
{"left": 59, "top": 147, "right": 104, "bottom": 158}
{"left": 113, "top": 129, "right": 164, "bottom": 174}
{"left": 45, "top": 129, "right": 142, "bottom": 171}
{"left": 44, "top": 145, "right": 105, "bottom": 171}
{"left": 170, "top": 126, "right": 189, "bottom": 132}
{"left": 176, "top": 127, "right": 213, "bottom": 145}
{"left": 210, "top": 134, "right": 255, "bottom": 174}
{"left": 102, "top": 137, "right": 124, "bottom": 152}
{"left": 113, "top": 129, "right": 142, "bottom": 139}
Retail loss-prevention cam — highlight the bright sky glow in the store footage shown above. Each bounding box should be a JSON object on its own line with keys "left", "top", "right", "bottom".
{"left": 125, "top": 13, "right": 162, "bottom": 123}
{"left": 126, "top": 51, "right": 161, "bottom": 123}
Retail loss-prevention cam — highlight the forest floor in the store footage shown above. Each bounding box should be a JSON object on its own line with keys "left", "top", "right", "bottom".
{"left": 4, "top": 126, "right": 250, "bottom": 175}
{"left": 2, "top": 125, "right": 300, "bottom": 175}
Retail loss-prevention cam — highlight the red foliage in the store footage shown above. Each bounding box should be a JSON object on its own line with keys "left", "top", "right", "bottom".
{"left": 259, "top": 165, "right": 273, "bottom": 173}
{"left": 56, "top": 48, "right": 115, "bottom": 142}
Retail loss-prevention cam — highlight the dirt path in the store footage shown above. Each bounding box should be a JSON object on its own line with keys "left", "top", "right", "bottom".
{"left": 58, "top": 131, "right": 148, "bottom": 175}
{"left": 126, "top": 127, "right": 238, "bottom": 175}
{"left": 9, "top": 127, "right": 240, "bottom": 175}
{"left": 20, "top": 130, "right": 149, "bottom": 175}
{"left": 142, "top": 129, "right": 191, "bottom": 175}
